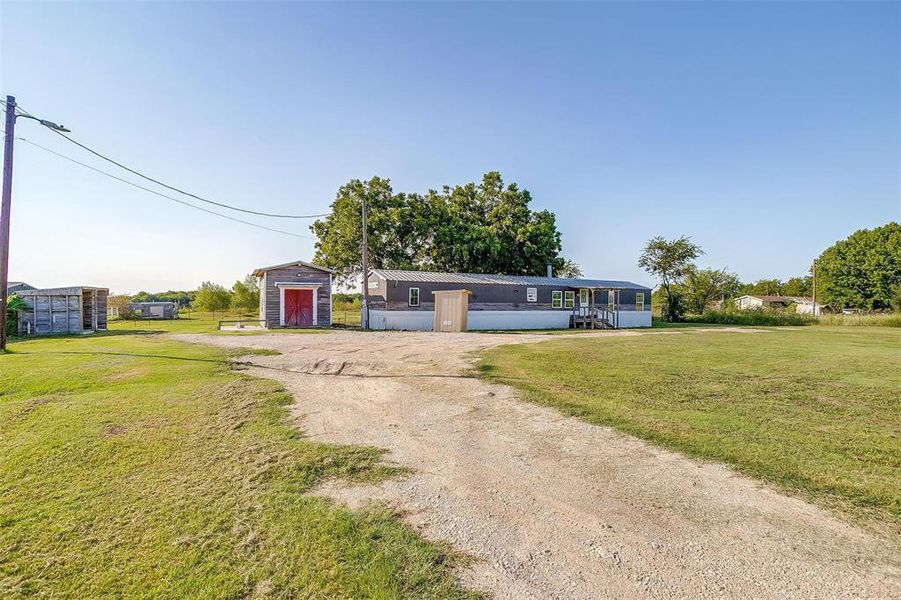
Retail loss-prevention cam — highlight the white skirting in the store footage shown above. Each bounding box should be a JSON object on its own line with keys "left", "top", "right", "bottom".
{"left": 615, "top": 311, "right": 652, "bottom": 328}
{"left": 366, "top": 309, "right": 652, "bottom": 330}
{"left": 368, "top": 310, "right": 656, "bottom": 330}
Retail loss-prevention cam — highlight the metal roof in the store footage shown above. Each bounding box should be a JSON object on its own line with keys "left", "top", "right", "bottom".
{"left": 252, "top": 260, "right": 333, "bottom": 276}
{"left": 16, "top": 286, "right": 109, "bottom": 295}
{"left": 371, "top": 269, "right": 650, "bottom": 290}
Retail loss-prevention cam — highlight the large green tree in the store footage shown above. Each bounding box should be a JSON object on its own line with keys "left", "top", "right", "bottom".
{"left": 638, "top": 236, "right": 704, "bottom": 321}
{"left": 683, "top": 267, "right": 740, "bottom": 313}
{"left": 815, "top": 222, "right": 901, "bottom": 311}
{"left": 230, "top": 275, "right": 260, "bottom": 313}
{"left": 311, "top": 172, "right": 573, "bottom": 285}
{"left": 193, "top": 282, "right": 231, "bottom": 313}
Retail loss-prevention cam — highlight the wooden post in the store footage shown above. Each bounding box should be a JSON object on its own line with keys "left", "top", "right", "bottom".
{"left": 361, "top": 192, "right": 370, "bottom": 331}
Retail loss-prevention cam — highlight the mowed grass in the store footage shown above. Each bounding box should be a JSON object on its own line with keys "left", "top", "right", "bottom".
{"left": 0, "top": 333, "right": 476, "bottom": 599}
{"left": 107, "top": 311, "right": 325, "bottom": 335}
{"left": 479, "top": 327, "right": 901, "bottom": 532}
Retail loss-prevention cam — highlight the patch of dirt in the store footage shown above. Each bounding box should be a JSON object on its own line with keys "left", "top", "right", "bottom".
{"left": 177, "top": 329, "right": 900, "bottom": 598}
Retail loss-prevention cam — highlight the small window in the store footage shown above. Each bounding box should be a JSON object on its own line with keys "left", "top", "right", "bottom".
{"left": 551, "top": 290, "right": 563, "bottom": 309}
{"left": 368, "top": 280, "right": 380, "bottom": 290}
{"left": 526, "top": 287, "right": 537, "bottom": 302}
{"left": 408, "top": 287, "right": 420, "bottom": 307}
{"left": 636, "top": 292, "right": 645, "bottom": 311}
{"left": 564, "top": 291, "right": 575, "bottom": 309}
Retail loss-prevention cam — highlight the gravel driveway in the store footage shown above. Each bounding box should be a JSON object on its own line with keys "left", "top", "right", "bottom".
{"left": 178, "top": 329, "right": 899, "bottom": 599}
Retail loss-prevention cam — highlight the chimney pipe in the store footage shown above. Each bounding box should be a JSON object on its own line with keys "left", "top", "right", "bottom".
{"left": 546, "top": 264, "right": 553, "bottom": 278}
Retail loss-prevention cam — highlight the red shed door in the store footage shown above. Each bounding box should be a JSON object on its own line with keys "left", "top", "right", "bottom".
{"left": 284, "top": 289, "right": 314, "bottom": 327}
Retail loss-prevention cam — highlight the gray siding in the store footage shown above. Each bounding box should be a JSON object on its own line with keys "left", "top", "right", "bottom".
{"left": 367, "top": 275, "right": 650, "bottom": 313}
{"left": 16, "top": 287, "right": 109, "bottom": 335}
{"left": 260, "top": 264, "right": 331, "bottom": 328}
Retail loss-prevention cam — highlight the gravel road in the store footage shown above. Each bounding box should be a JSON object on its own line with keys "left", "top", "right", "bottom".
{"left": 178, "top": 329, "right": 899, "bottom": 599}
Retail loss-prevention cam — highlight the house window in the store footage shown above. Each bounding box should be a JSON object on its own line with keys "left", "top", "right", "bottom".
{"left": 526, "top": 287, "right": 538, "bottom": 302}
{"left": 552, "top": 290, "right": 563, "bottom": 309}
{"left": 564, "top": 291, "right": 575, "bottom": 309}
{"left": 408, "top": 287, "right": 420, "bottom": 307}
{"left": 636, "top": 292, "right": 645, "bottom": 311}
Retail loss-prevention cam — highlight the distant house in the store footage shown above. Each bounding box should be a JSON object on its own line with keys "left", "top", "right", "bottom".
{"left": 125, "top": 301, "right": 179, "bottom": 320}
{"left": 7, "top": 281, "right": 35, "bottom": 295}
{"left": 252, "top": 260, "right": 333, "bottom": 328}
{"left": 366, "top": 269, "right": 652, "bottom": 331}
{"left": 16, "top": 286, "right": 109, "bottom": 335}
{"left": 735, "top": 294, "right": 821, "bottom": 315}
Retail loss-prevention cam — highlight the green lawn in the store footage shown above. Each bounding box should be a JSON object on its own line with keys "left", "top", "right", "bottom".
{"left": 0, "top": 333, "right": 475, "bottom": 598}
{"left": 107, "top": 311, "right": 326, "bottom": 335}
{"left": 479, "top": 327, "right": 901, "bottom": 533}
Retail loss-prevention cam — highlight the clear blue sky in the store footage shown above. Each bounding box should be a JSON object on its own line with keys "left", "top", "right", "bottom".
{"left": 1, "top": 2, "right": 898, "bottom": 293}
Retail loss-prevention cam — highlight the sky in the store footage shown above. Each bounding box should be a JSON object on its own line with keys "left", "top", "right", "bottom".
{"left": 1, "top": 1, "right": 898, "bottom": 293}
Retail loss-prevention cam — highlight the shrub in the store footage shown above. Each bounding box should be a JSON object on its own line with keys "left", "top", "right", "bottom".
{"left": 685, "top": 309, "right": 815, "bottom": 326}
{"left": 816, "top": 313, "right": 901, "bottom": 328}
{"left": 661, "top": 290, "right": 687, "bottom": 322}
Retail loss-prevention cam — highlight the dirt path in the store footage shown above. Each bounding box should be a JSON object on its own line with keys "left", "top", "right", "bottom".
{"left": 178, "top": 330, "right": 899, "bottom": 599}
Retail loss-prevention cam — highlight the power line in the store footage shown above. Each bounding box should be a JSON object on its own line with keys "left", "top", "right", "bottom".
{"left": 16, "top": 136, "right": 317, "bottom": 240}
{"left": 14, "top": 102, "right": 330, "bottom": 220}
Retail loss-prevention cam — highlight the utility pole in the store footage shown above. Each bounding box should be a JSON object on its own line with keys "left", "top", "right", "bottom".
{"left": 0, "top": 96, "right": 69, "bottom": 351}
{"left": 0, "top": 95, "right": 17, "bottom": 351}
{"left": 360, "top": 192, "right": 370, "bottom": 331}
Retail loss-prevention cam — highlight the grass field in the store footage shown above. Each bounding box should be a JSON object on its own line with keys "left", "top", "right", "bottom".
{"left": 0, "top": 333, "right": 475, "bottom": 598}
{"left": 108, "top": 310, "right": 362, "bottom": 334}
{"left": 479, "top": 327, "right": 901, "bottom": 533}
{"left": 107, "top": 311, "right": 324, "bottom": 335}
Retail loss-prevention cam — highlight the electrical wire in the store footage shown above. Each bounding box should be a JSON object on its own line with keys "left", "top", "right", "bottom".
{"left": 16, "top": 136, "right": 317, "bottom": 240}
{"left": 14, "top": 102, "right": 330, "bottom": 220}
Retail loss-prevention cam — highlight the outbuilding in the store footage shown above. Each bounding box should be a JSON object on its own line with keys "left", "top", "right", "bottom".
{"left": 16, "top": 286, "right": 109, "bottom": 336}
{"left": 125, "top": 301, "right": 179, "bottom": 320}
{"left": 735, "top": 294, "right": 821, "bottom": 316}
{"left": 252, "top": 260, "right": 332, "bottom": 328}
{"left": 366, "top": 269, "right": 652, "bottom": 330}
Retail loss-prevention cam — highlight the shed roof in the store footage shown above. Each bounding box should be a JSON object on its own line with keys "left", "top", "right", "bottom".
{"left": 16, "top": 286, "right": 109, "bottom": 295}
{"left": 371, "top": 269, "right": 650, "bottom": 290}
{"left": 252, "top": 260, "right": 333, "bottom": 276}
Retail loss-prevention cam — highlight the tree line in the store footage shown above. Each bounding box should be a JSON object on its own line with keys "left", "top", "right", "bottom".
{"left": 640, "top": 222, "right": 900, "bottom": 320}
{"left": 109, "top": 275, "right": 260, "bottom": 316}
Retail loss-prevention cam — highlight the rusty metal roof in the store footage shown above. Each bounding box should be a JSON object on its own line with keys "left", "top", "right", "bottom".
{"left": 371, "top": 269, "right": 650, "bottom": 290}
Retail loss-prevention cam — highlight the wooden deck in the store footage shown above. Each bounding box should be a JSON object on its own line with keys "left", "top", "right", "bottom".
{"left": 571, "top": 306, "right": 617, "bottom": 329}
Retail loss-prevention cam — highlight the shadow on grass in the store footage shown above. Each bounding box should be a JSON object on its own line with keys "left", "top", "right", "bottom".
{"left": 7, "top": 349, "right": 228, "bottom": 365}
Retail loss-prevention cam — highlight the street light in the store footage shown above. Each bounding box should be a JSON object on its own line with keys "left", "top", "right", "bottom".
{"left": 1, "top": 95, "right": 70, "bottom": 350}
{"left": 15, "top": 114, "right": 71, "bottom": 133}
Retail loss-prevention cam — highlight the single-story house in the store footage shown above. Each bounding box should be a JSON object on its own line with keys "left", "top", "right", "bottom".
{"left": 366, "top": 269, "right": 652, "bottom": 330}
{"left": 125, "top": 301, "right": 179, "bottom": 319}
{"left": 16, "top": 286, "right": 109, "bottom": 335}
{"left": 252, "top": 260, "right": 332, "bottom": 328}
{"left": 7, "top": 281, "right": 35, "bottom": 294}
{"left": 735, "top": 294, "right": 821, "bottom": 315}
